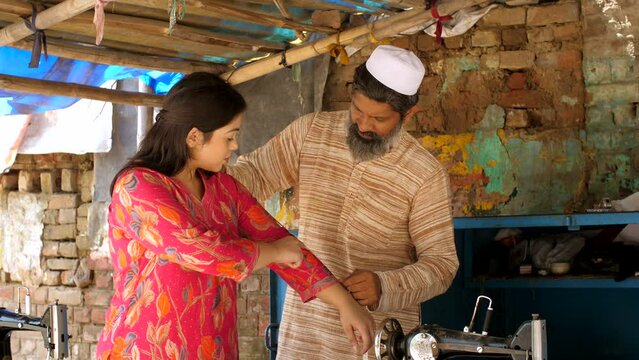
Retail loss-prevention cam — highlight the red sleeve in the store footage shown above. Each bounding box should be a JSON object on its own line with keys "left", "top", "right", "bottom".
{"left": 224, "top": 174, "right": 337, "bottom": 302}
{"left": 110, "top": 168, "right": 259, "bottom": 282}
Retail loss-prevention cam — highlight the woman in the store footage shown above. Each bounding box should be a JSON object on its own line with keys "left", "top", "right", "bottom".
{"left": 96, "top": 73, "right": 375, "bottom": 359}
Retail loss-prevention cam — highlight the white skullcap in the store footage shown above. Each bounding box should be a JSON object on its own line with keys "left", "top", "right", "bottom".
{"left": 365, "top": 45, "right": 425, "bottom": 96}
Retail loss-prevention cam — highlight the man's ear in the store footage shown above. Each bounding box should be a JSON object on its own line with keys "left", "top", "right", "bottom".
{"left": 185, "top": 127, "right": 202, "bottom": 148}
{"left": 403, "top": 105, "right": 419, "bottom": 123}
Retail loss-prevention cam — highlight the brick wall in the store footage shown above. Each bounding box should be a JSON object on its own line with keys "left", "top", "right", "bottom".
{"left": 324, "top": 0, "right": 638, "bottom": 216}
{"left": 0, "top": 153, "right": 110, "bottom": 359}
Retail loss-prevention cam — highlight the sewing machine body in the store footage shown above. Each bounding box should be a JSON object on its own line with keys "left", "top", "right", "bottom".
{"left": 375, "top": 296, "right": 547, "bottom": 360}
{"left": 0, "top": 302, "right": 69, "bottom": 359}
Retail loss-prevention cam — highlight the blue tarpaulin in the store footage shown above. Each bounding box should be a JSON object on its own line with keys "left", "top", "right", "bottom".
{"left": 0, "top": 47, "right": 184, "bottom": 116}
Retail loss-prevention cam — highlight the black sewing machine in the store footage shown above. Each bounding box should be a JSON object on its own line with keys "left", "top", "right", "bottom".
{"left": 0, "top": 287, "right": 69, "bottom": 359}
{"left": 374, "top": 296, "right": 547, "bottom": 360}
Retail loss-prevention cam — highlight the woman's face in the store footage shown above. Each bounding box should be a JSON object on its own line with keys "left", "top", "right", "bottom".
{"left": 190, "top": 113, "right": 243, "bottom": 172}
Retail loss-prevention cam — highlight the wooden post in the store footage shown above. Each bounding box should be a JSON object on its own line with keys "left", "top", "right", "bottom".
{"left": 0, "top": 74, "right": 164, "bottom": 108}
{"left": 0, "top": 0, "right": 95, "bottom": 46}
{"left": 224, "top": 0, "right": 485, "bottom": 85}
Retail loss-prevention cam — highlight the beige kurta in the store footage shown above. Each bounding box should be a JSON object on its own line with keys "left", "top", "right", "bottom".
{"left": 228, "top": 111, "right": 458, "bottom": 360}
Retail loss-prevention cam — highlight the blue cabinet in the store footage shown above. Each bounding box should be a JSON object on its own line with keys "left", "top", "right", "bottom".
{"left": 268, "top": 214, "right": 639, "bottom": 359}
{"left": 422, "top": 212, "right": 639, "bottom": 360}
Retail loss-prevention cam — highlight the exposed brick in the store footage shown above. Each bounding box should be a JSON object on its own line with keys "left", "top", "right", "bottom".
{"left": 481, "top": 7, "right": 526, "bottom": 26}
{"left": 481, "top": 54, "right": 500, "bottom": 70}
{"left": 84, "top": 289, "right": 113, "bottom": 306}
{"left": 77, "top": 203, "right": 90, "bottom": 217}
{"left": 240, "top": 275, "right": 260, "bottom": 293}
{"left": 527, "top": 27, "right": 554, "bottom": 43}
{"left": 0, "top": 285, "right": 15, "bottom": 301}
{"left": 46, "top": 258, "right": 78, "bottom": 271}
{"left": 18, "top": 170, "right": 37, "bottom": 192}
{"left": 48, "top": 194, "right": 79, "bottom": 209}
{"left": 0, "top": 173, "right": 18, "bottom": 191}
{"left": 610, "top": 57, "right": 636, "bottom": 82}
{"left": 74, "top": 307, "right": 91, "bottom": 323}
{"left": 497, "top": 90, "right": 546, "bottom": 108}
{"left": 536, "top": 50, "right": 581, "bottom": 69}
{"left": 472, "top": 30, "right": 501, "bottom": 47}
{"left": 71, "top": 343, "right": 91, "bottom": 360}
{"left": 81, "top": 186, "right": 93, "bottom": 203}
{"left": 417, "top": 34, "right": 437, "bottom": 52}
{"left": 39, "top": 171, "right": 57, "bottom": 194}
{"left": 82, "top": 325, "right": 103, "bottom": 342}
{"left": 61, "top": 169, "right": 78, "bottom": 192}
{"left": 42, "top": 271, "right": 61, "bottom": 286}
{"left": 507, "top": 72, "right": 528, "bottom": 90}
{"left": 587, "top": 83, "right": 639, "bottom": 106}
{"left": 444, "top": 36, "right": 464, "bottom": 49}
{"left": 91, "top": 308, "right": 107, "bottom": 324}
{"left": 48, "top": 287, "right": 82, "bottom": 306}
{"left": 43, "top": 209, "right": 57, "bottom": 225}
{"left": 527, "top": 2, "right": 580, "bottom": 26}
{"left": 42, "top": 241, "right": 59, "bottom": 257}
{"left": 502, "top": 28, "right": 527, "bottom": 46}
{"left": 95, "top": 271, "right": 113, "bottom": 289}
{"left": 29, "top": 287, "right": 48, "bottom": 305}
{"left": 43, "top": 224, "right": 75, "bottom": 240}
{"left": 59, "top": 242, "right": 78, "bottom": 258}
{"left": 506, "top": 109, "right": 530, "bottom": 128}
{"left": 612, "top": 105, "right": 636, "bottom": 128}
{"left": 583, "top": 59, "right": 611, "bottom": 85}
{"left": 60, "top": 270, "right": 75, "bottom": 286}
{"left": 76, "top": 235, "right": 92, "bottom": 251}
{"left": 553, "top": 23, "right": 580, "bottom": 40}
{"left": 506, "top": 0, "right": 538, "bottom": 5}
{"left": 499, "top": 51, "right": 535, "bottom": 69}
{"left": 58, "top": 208, "right": 76, "bottom": 224}
{"left": 77, "top": 216, "right": 88, "bottom": 233}
{"left": 586, "top": 106, "right": 614, "bottom": 131}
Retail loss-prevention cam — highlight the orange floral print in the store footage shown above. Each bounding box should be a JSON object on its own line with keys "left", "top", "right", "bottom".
{"left": 96, "top": 168, "right": 337, "bottom": 359}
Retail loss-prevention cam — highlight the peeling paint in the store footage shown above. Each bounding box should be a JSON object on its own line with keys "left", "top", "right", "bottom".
{"left": 441, "top": 57, "right": 480, "bottom": 93}
{"left": 561, "top": 95, "right": 579, "bottom": 106}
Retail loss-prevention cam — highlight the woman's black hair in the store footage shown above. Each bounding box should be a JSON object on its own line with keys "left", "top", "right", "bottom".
{"left": 110, "top": 72, "right": 246, "bottom": 194}
{"left": 351, "top": 63, "right": 419, "bottom": 119}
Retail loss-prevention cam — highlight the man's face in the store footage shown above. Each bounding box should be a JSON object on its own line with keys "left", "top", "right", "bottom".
{"left": 346, "top": 92, "right": 403, "bottom": 162}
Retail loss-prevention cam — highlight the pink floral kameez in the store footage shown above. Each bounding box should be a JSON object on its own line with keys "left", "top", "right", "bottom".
{"left": 96, "top": 168, "right": 336, "bottom": 360}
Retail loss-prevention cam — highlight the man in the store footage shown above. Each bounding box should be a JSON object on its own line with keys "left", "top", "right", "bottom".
{"left": 227, "top": 45, "right": 459, "bottom": 359}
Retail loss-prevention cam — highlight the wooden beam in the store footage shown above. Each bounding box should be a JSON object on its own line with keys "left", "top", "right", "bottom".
{"left": 224, "top": 0, "right": 486, "bottom": 85}
{"left": 238, "top": 0, "right": 360, "bottom": 12}
{"left": 116, "top": 0, "right": 337, "bottom": 34}
{"left": 9, "top": 37, "right": 230, "bottom": 74}
{"left": 0, "top": 74, "right": 165, "bottom": 107}
{"left": 0, "top": 0, "right": 94, "bottom": 46}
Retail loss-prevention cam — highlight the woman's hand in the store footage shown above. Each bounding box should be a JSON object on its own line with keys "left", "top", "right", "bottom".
{"left": 254, "top": 235, "right": 304, "bottom": 270}
{"left": 272, "top": 235, "right": 305, "bottom": 268}
{"left": 316, "top": 284, "right": 376, "bottom": 355}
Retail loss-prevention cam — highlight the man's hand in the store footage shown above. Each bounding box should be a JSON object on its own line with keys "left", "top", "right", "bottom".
{"left": 342, "top": 270, "right": 382, "bottom": 311}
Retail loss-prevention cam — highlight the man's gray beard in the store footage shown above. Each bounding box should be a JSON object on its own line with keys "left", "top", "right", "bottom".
{"left": 345, "top": 116, "right": 402, "bottom": 163}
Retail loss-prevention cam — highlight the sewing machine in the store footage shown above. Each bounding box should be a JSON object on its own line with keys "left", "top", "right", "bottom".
{"left": 0, "top": 287, "right": 69, "bottom": 359}
{"left": 374, "top": 296, "right": 547, "bottom": 360}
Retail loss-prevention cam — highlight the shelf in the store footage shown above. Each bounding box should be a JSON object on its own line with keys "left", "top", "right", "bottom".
{"left": 466, "top": 276, "right": 639, "bottom": 289}
{"left": 453, "top": 212, "right": 639, "bottom": 230}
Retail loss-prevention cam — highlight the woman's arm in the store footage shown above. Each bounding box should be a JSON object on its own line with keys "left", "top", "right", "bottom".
{"left": 315, "top": 284, "right": 375, "bottom": 355}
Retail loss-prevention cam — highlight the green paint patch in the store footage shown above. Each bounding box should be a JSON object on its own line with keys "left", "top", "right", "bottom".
{"left": 441, "top": 57, "right": 480, "bottom": 93}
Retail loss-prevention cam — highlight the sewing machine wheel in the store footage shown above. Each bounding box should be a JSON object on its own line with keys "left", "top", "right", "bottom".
{"left": 375, "top": 318, "right": 405, "bottom": 360}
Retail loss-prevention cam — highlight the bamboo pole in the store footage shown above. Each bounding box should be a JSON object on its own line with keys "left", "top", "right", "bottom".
{"left": 0, "top": 74, "right": 164, "bottom": 107}
{"left": 0, "top": 0, "right": 95, "bottom": 46}
{"left": 10, "top": 37, "right": 230, "bottom": 74}
{"left": 224, "top": 0, "right": 487, "bottom": 85}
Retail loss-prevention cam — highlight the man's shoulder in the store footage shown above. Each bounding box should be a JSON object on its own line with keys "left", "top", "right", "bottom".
{"left": 397, "top": 133, "right": 446, "bottom": 179}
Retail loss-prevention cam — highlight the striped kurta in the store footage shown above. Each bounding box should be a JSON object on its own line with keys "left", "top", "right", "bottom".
{"left": 228, "top": 111, "right": 459, "bottom": 359}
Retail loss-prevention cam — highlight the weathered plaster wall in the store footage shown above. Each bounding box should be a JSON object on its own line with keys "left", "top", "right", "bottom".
{"left": 324, "top": 0, "right": 638, "bottom": 216}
